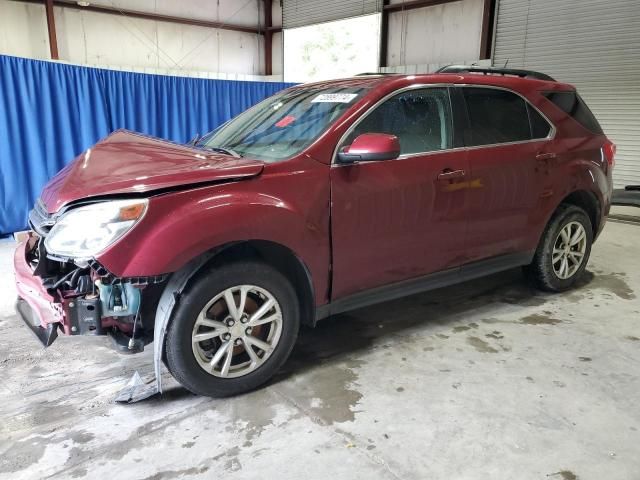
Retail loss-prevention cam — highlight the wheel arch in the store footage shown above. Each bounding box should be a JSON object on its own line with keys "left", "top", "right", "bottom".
{"left": 530, "top": 188, "right": 602, "bottom": 256}
{"left": 161, "top": 239, "right": 316, "bottom": 329}
{"left": 149, "top": 239, "right": 317, "bottom": 393}
{"left": 559, "top": 189, "right": 601, "bottom": 236}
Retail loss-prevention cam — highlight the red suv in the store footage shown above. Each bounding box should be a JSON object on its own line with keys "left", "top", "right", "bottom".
{"left": 14, "top": 66, "right": 614, "bottom": 399}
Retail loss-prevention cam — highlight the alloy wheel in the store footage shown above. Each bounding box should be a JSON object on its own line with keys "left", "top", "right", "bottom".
{"left": 191, "top": 285, "right": 283, "bottom": 378}
{"left": 552, "top": 221, "right": 587, "bottom": 280}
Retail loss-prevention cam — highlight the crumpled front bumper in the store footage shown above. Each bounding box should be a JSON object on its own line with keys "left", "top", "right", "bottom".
{"left": 13, "top": 240, "right": 64, "bottom": 345}
{"left": 13, "top": 236, "right": 162, "bottom": 403}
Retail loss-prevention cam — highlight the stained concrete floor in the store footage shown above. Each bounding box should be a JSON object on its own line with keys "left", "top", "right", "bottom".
{"left": 1, "top": 219, "right": 639, "bottom": 480}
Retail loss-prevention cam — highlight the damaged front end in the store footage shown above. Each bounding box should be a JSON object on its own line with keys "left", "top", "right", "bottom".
{"left": 14, "top": 199, "right": 166, "bottom": 353}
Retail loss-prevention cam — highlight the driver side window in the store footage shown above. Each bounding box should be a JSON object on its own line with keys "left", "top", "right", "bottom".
{"left": 341, "top": 87, "right": 453, "bottom": 156}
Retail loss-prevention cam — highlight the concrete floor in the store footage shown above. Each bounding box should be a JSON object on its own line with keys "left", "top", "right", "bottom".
{"left": 1, "top": 220, "right": 639, "bottom": 480}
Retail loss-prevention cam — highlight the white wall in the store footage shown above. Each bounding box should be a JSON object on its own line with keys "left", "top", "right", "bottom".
{"left": 0, "top": 1, "right": 50, "bottom": 59}
{"left": 0, "top": 0, "right": 285, "bottom": 78}
{"left": 0, "top": 0, "right": 487, "bottom": 78}
{"left": 386, "top": 0, "right": 484, "bottom": 67}
{"left": 54, "top": 8, "right": 263, "bottom": 75}
{"left": 272, "top": 31, "right": 284, "bottom": 75}
{"left": 272, "top": 0, "right": 282, "bottom": 27}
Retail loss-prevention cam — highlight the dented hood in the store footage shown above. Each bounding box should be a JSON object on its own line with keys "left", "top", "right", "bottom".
{"left": 40, "top": 130, "right": 265, "bottom": 213}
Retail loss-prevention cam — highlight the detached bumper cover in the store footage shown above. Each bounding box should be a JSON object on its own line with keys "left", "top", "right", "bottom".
{"left": 13, "top": 241, "right": 64, "bottom": 345}
{"left": 15, "top": 298, "right": 59, "bottom": 346}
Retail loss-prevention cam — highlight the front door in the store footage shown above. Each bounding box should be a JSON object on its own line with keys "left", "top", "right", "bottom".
{"left": 330, "top": 87, "right": 469, "bottom": 300}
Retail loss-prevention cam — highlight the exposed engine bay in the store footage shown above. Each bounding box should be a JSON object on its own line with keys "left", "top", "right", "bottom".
{"left": 20, "top": 232, "right": 166, "bottom": 353}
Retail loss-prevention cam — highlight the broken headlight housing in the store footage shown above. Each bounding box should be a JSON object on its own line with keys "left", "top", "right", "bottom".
{"left": 44, "top": 199, "right": 148, "bottom": 260}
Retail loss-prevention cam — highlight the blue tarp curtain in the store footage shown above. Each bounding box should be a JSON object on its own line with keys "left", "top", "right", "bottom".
{"left": 0, "top": 54, "right": 295, "bottom": 234}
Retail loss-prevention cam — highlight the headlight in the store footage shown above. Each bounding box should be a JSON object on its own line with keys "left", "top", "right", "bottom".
{"left": 44, "top": 199, "right": 148, "bottom": 259}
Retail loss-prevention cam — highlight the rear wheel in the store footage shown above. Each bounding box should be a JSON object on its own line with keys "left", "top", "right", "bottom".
{"left": 165, "top": 261, "right": 300, "bottom": 397}
{"left": 524, "top": 204, "right": 593, "bottom": 292}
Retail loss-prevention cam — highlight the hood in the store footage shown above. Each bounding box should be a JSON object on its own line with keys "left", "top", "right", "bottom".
{"left": 40, "top": 130, "right": 264, "bottom": 213}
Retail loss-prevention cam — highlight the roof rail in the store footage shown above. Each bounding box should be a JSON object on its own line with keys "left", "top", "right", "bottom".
{"left": 435, "top": 65, "right": 555, "bottom": 82}
{"left": 354, "top": 72, "right": 393, "bottom": 76}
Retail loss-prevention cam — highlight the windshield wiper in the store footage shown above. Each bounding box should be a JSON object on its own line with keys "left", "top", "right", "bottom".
{"left": 200, "top": 145, "right": 243, "bottom": 158}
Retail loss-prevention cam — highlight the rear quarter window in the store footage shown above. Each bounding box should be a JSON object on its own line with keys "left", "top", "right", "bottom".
{"left": 527, "top": 104, "right": 552, "bottom": 139}
{"left": 543, "top": 91, "right": 603, "bottom": 134}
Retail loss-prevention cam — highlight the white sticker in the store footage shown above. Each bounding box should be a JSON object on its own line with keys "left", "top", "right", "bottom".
{"left": 311, "top": 93, "right": 358, "bottom": 103}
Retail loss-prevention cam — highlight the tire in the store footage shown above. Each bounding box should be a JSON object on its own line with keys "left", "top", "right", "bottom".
{"left": 524, "top": 204, "right": 593, "bottom": 292}
{"left": 164, "top": 260, "right": 300, "bottom": 397}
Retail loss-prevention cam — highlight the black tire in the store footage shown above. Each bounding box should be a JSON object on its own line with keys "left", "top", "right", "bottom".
{"left": 524, "top": 204, "right": 593, "bottom": 292}
{"left": 164, "top": 260, "right": 300, "bottom": 397}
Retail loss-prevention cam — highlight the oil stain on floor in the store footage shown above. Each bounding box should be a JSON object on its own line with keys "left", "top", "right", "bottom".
{"left": 520, "top": 314, "right": 562, "bottom": 326}
{"left": 466, "top": 336, "right": 499, "bottom": 354}
{"left": 572, "top": 270, "right": 636, "bottom": 301}
{"left": 549, "top": 470, "right": 579, "bottom": 480}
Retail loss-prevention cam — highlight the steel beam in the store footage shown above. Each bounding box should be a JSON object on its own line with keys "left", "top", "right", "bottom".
{"left": 264, "top": 0, "right": 273, "bottom": 75}
{"left": 383, "top": 0, "right": 460, "bottom": 13}
{"left": 479, "top": 0, "right": 496, "bottom": 59}
{"left": 44, "top": 0, "right": 58, "bottom": 59}
{"left": 379, "top": 0, "right": 390, "bottom": 68}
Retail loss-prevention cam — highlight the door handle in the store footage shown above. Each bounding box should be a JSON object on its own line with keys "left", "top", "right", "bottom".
{"left": 536, "top": 152, "right": 557, "bottom": 161}
{"left": 437, "top": 169, "right": 466, "bottom": 181}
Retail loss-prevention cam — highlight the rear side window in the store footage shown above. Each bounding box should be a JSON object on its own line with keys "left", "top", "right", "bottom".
{"left": 462, "top": 88, "right": 532, "bottom": 146}
{"left": 543, "top": 91, "right": 603, "bottom": 134}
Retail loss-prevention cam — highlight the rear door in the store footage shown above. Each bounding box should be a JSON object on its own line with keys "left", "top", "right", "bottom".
{"left": 330, "top": 86, "right": 469, "bottom": 299}
{"left": 455, "top": 86, "right": 554, "bottom": 263}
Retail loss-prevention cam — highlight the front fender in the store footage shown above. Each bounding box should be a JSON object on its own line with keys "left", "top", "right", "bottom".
{"left": 96, "top": 166, "right": 331, "bottom": 304}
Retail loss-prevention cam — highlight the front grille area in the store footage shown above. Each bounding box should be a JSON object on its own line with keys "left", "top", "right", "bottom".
{"left": 29, "top": 198, "right": 55, "bottom": 236}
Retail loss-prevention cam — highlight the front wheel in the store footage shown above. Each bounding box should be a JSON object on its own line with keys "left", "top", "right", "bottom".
{"left": 164, "top": 261, "right": 300, "bottom": 397}
{"left": 524, "top": 204, "right": 593, "bottom": 292}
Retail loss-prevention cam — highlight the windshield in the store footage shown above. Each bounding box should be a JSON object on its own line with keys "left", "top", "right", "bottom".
{"left": 197, "top": 86, "right": 368, "bottom": 162}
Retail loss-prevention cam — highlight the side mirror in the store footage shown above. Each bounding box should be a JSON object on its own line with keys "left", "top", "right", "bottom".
{"left": 337, "top": 133, "right": 401, "bottom": 164}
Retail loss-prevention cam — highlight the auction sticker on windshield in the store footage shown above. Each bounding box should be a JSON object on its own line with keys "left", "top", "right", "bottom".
{"left": 311, "top": 93, "right": 358, "bottom": 103}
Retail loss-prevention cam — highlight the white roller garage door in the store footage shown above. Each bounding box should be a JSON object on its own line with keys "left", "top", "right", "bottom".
{"left": 493, "top": 0, "right": 640, "bottom": 187}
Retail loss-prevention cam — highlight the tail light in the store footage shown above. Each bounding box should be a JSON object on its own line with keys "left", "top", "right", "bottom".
{"left": 603, "top": 139, "right": 616, "bottom": 169}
